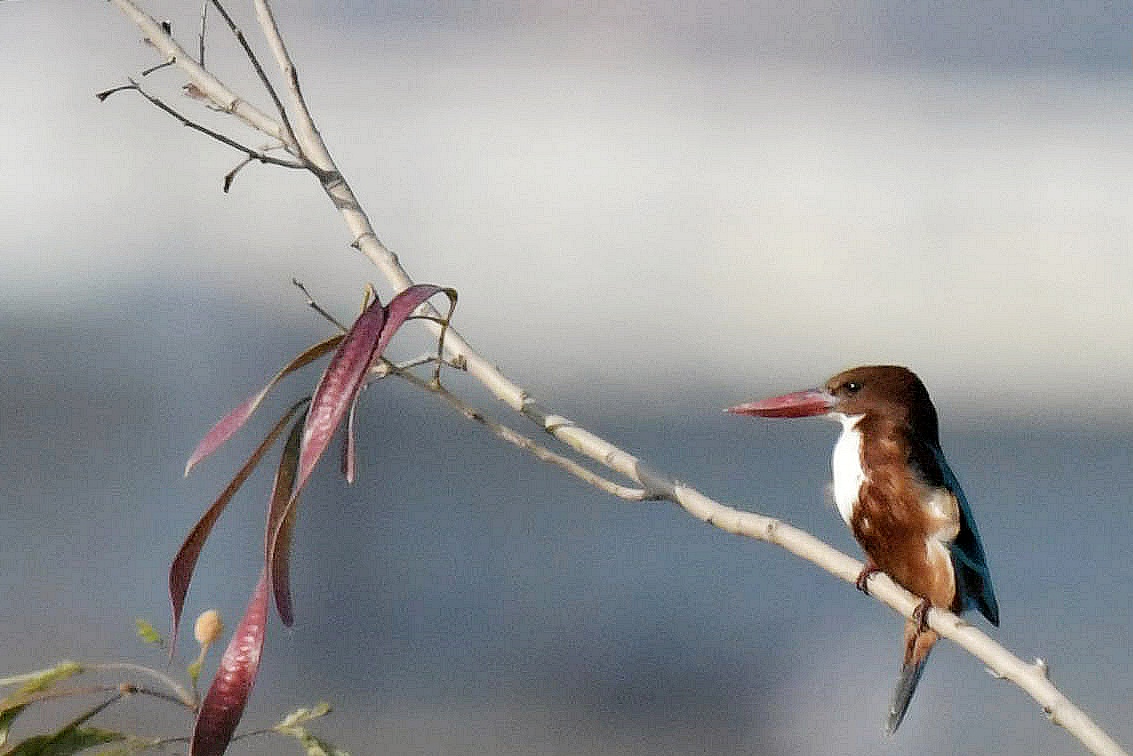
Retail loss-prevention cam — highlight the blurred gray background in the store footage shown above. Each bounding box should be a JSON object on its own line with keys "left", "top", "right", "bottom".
{"left": 3, "top": 1, "right": 1132, "bottom": 754}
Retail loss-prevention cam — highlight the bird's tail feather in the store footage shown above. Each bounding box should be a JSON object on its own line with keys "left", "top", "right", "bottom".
{"left": 886, "top": 651, "right": 930, "bottom": 735}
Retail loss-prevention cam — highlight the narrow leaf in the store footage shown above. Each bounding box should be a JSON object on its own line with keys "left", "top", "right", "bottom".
{"left": 275, "top": 702, "right": 332, "bottom": 729}
{"left": 6, "top": 726, "right": 124, "bottom": 755}
{"left": 292, "top": 297, "right": 387, "bottom": 499}
{"left": 265, "top": 414, "right": 305, "bottom": 626}
{"left": 276, "top": 728, "right": 351, "bottom": 756}
{"left": 170, "top": 398, "right": 308, "bottom": 656}
{"left": 185, "top": 335, "right": 343, "bottom": 475}
{"left": 341, "top": 392, "right": 360, "bottom": 484}
{"left": 0, "top": 661, "right": 82, "bottom": 691}
{"left": 374, "top": 284, "right": 451, "bottom": 359}
{"left": 6, "top": 692, "right": 123, "bottom": 755}
{"left": 262, "top": 299, "right": 389, "bottom": 623}
{"left": 190, "top": 571, "right": 270, "bottom": 756}
{"left": 1, "top": 661, "right": 85, "bottom": 745}
{"left": 265, "top": 285, "right": 452, "bottom": 591}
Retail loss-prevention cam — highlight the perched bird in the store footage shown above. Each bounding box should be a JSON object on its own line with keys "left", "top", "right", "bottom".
{"left": 727, "top": 365, "right": 998, "bottom": 733}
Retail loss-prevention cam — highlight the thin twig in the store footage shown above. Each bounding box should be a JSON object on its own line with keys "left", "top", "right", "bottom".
{"left": 99, "top": 80, "right": 305, "bottom": 175}
{"left": 206, "top": 0, "right": 299, "bottom": 154}
{"left": 140, "top": 57, "right": 176, "bottom": 76}
{"left": 292, "top": 278, "right": 348, "bottom": 332}
{"left": 107, "top": 0, "right": 295, "bottom": 150}
{"left": 389, "top": 363, "right": 650, "bottom": 501}
{"left": 89, "top": 661, "right": 196, "bottom": 708}
{"left": 198, "top": 0, "right": 208, "bottom": 65}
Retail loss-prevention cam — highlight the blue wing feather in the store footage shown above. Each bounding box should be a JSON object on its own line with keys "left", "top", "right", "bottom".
{"left": 930, "top": 444, "right": 1000, "bottom": 626}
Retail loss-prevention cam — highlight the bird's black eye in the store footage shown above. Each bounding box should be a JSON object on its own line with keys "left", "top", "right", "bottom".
{"left": 844, "top": 381, "right": 862, "bottom": 395}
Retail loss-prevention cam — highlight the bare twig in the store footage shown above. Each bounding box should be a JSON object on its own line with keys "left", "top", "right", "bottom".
{"left": 108, "top": 0, "right": 298, "bottom": 153}
{"left": 206, "top": 0, "right": 299, "bottom": 154}
{"left": 388, "top": 361, "right": 651, "bottom": 501}
{"left": 88, "top": 662, "right": 196, "bottom": 709}
{"left": 96, "top": 80, "right": 305, "bottom": 177}
{"left": 292, "top": 278, "right": 349, "bottom": 332}
{"left": 197, "top": 0, "right": 208, "bottom": 65}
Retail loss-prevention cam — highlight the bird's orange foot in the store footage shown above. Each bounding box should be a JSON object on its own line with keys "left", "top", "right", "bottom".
{"left": 912, "top": 599, "right": 931, "bottom": 633}
{"left": 855, "top": 563, "right": 882, "bottom": 594}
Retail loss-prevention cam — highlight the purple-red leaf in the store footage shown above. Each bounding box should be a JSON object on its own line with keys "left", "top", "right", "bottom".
{"left": 341, "top": 395, "right": 360, "bottom": 484}
{"left": 264, "top": 414, "right": 305, "bottom": 627}
{"left": 170, "top": 399, "right": 308, "bottom": 656}
{"left": 291, "top": 296, "right": 387, "bottom": 500}
{"left": 190, "top": 570, "right": 270, "bottom": 756}
{"left": 185, "top": 335, "right": 344, "bottom": 476}
{"left": 265, "top": 284, "right": 454, "bottom": 627}
{"left": 375, "top": 284, "right": 453, "bottom": 359}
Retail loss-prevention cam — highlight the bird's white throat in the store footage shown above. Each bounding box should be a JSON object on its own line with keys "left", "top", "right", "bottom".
{"left": 830, "top": 413, "right": 866, "bottom": 526}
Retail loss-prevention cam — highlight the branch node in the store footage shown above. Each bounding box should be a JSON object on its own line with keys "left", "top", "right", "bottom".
{"left": 141, "top": 57, "right": 176, "bottom": 77}
{"left": 350, "top": 231, "right": 380, "bottom": 251}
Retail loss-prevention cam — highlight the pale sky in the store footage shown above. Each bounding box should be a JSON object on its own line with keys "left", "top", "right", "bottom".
{"left": 4, "top": 1, "right": 1133, "bottom": 421}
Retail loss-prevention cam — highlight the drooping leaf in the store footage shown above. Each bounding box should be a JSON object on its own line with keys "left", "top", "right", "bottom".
{"left": 264, "top": 414, "right": 305, "bottom": 626}
{"left": 190, "top": 570, "right": 270, "bottom": 756}
{"left": 185, "top": 335, "right": 344, "bottom": 476}
{"left": 5, "top": 690, "right": 123, "bottom": 755}
{"left": 298, "top": 284, "right": 452, "bottom": 496}
{"left": 0, "top": 661, "right": 84, "bottom": 746}
{"left": 5, "top": 725, "right": 125, "bottom": 755}
{"left": 170, "top": 398, "right": 309, "bottom": 656}
{"left": 0, "top": 661, "right": 82, "bottom": 691}
{"left": 340, "top": 284, "right": 451, "bottom": 484}
{"left": 266, "top": 285, "right": 453, "bottom": 600}
{"left": 374, "top": 284, "right": 454, "bottom": 360}
{"left": 340, "top": 388, "right": 361, "bottom": 485}
{"left": 291, "top": 296, "right": 387, "bottom": 500}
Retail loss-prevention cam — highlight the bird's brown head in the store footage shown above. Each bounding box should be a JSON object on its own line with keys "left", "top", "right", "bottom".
{"left": 727, "top": 365, "right": 940, "bottom": 441}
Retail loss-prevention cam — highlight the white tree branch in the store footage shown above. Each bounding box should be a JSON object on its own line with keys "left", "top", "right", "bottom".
{"left": 102, "top": 4, "right": 1128, "bottom": 755}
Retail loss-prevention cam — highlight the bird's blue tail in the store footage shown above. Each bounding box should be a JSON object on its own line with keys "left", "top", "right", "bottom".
{"left": 886, "top": 652, "right": 930, "bottom": 735}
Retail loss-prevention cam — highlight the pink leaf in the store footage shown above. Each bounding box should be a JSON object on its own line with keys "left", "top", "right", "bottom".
{"left": 190, "top": 570, "right": 270, "bottom": 756}
{"left": 169, "top": 399, "right": 308, "bottom": 656}
{"left": 375, "top": 284, "right": 453, "bottom": 358}
{"left": 291, "top": 297, "right": 387, "bottom": 499}
{"left": 264, "top": 414, "right": 305, "bottom": 626}
{"left": 185, "top": 335, "right": 344, "bottom": 476}
{"left": 341, "top": 394, "right": 360, "bottom": 484}
{"left": 265, "top": 285, "right": 454, "bottom": 608}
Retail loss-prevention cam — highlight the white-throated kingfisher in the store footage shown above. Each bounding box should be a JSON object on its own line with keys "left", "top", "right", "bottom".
{"left": 727, "top": 365, "right": 999, "bottom": 733}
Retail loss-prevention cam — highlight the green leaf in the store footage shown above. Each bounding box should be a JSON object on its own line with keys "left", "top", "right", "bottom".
{"left": 273, "top": 702, "right": 344, "bottom": 756}
{"left": 275, "top": 702, "right": 332, "bottom": 729}
{"left": 0, "top": 661, "right": 83, "bottom": 692}
{"left": 274, "top": 702, "right": 346, "bottom": 756}
{"left": 186, "top": 659, "right": 203, "bottom": 685}
{"left": 6, "top": 725, "right": 124, "bottom": 755}
{"left": 134, "top": 618, "right": 164, "bottom": 647}
{"left": 0, "top": 662, "right": 84, "bottom": 747}
{"left": 274, "top": 727, "right": 349, "bottom": 756}
{"left": 0, "top": 707, "right": 20, "bottom": 748}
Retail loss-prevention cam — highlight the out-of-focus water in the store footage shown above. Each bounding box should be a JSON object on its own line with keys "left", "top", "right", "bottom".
{"left": 2, "top": 294, "right": 1130, "bottom": 755}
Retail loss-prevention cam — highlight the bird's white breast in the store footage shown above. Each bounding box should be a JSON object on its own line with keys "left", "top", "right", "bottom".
{"left": 830, "top": 413, "right": 866, "bottom": 526}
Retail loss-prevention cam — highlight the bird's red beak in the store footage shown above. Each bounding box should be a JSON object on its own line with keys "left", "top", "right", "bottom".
{"left": 725, "top": 388, "right": 834, "bottom": 418}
